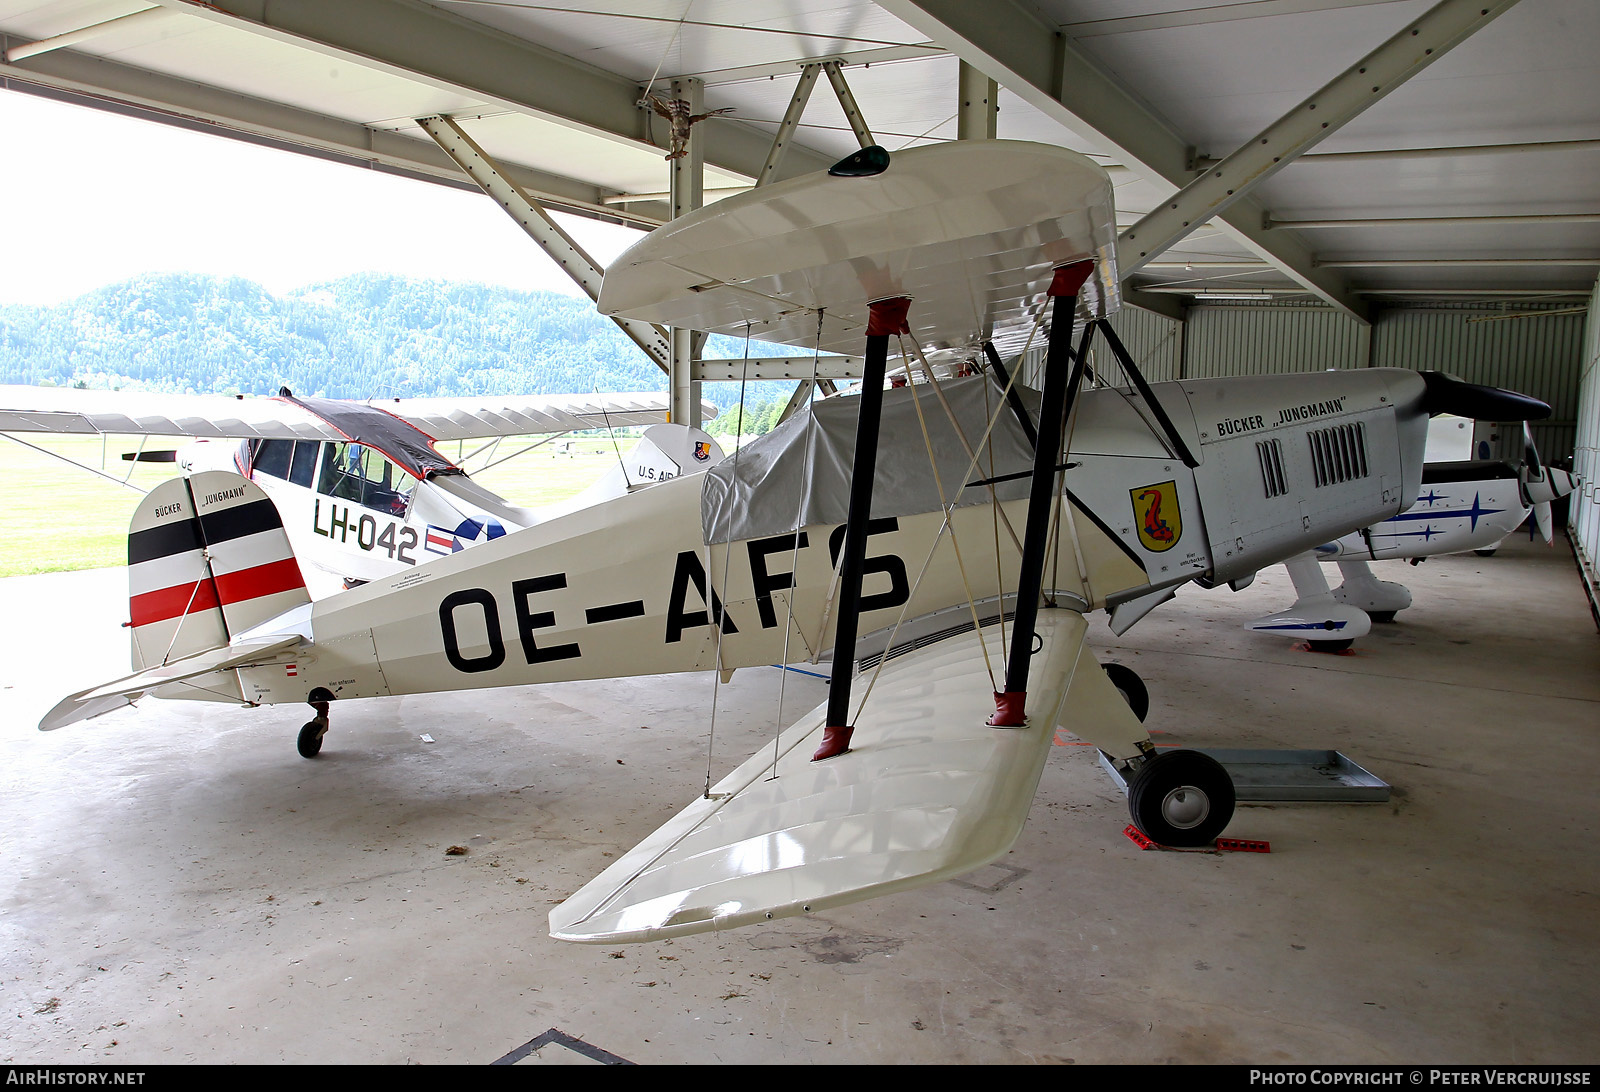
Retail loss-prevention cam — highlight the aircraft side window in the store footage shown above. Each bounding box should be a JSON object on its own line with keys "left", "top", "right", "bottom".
{"left": 357, "top": 449, "right": 416, "bottom": 516}
{"left": 318, "top": 443, "right": 365, "bottom": 502}
{"left": 253, "top": 439, "right": 294, "bottom": 480}
{"left": 288, "top": 441, "right": 318, "bottom": 488}
{"left": 315, "top": 442, "right": 415, "bottom": 514}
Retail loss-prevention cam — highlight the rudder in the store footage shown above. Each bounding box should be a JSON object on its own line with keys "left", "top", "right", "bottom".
{"left": 128, "top": 471, "right": 309, "bottom": 671}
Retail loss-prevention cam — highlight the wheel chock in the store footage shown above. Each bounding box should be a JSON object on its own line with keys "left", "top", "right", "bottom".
{"left": 1216, "top": 837, "right": 1271, "bottom": 853}
{"left": 1122, "top": 825, "right": 1272, "bottom": 853}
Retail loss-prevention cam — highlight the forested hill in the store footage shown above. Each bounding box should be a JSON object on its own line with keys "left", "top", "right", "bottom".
{"left": 0, "top": 272, "right": 800, "bottom": 409}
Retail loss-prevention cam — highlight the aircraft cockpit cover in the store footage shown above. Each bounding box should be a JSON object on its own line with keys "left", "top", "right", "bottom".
{"left": 701, "top": 375, "right": 1038, "bottom": 545}
{"left": 281, "top": 392, "right": 457, "bottom": 479}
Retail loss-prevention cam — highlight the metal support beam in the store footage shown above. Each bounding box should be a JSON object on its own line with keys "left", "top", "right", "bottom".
{"left": 4, "top": 7, "right": 172, "bottom": 64}
{"left": 777, "top": 380, "right": 818, "bottom": 425}
{"left": 1197, "top": 137, "right": 1600, "bottom": 169}
{"left": 1316, "top": 258, "right": 1600, "bottom": 269}
{"left": 1117, "top": 0, "right": 1523, "bottom": 282}
{"left": 757, "top": 63, "right": 822, "bottom": 188}
{"left": 416, "top": 114, "right": 671, "bottom": 373}
{"left": 151, "top": 0, "right": 837, "bottom": 182}
{"left": 1270, "top": 213, "right": 1600, "bottom": 230}
{"left": 0, "top": 44, "right": 641, "bottom": 224}
{"left": 692, "top": 357, "right": 864, "bottom": 382}
{"left": 956, "top": 61, "right": 997, "bottom": 141}
{"left": 875, "top": 0, "right": 1519, "bottom": 323}
{"left": 821, "top": 61, "right": 874, "bottom": 148}
{"left": 670, "top": 77, "right": 707, "bottom": 428}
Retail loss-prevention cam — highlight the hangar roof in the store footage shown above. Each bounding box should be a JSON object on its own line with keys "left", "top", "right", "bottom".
{"left": 1, "top": 0, "right": 1595, "bottom": 323}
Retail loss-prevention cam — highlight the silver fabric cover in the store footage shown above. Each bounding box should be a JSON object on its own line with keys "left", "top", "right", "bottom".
{"left": 702, "top": 375, "right": 1041, "bottom": 545}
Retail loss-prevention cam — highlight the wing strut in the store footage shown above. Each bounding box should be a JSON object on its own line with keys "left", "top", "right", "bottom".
{"left": 990, "top": 260, "right": 1096, "bottom": 726}
{"left": 811, "top": 296, "right": 912, "bottom": 761}
{"left": 980, "top": 341, "right": 1038, "bottom": 449}
{"left": 1094, "top": 321, "right": 1200, "bottom": 469}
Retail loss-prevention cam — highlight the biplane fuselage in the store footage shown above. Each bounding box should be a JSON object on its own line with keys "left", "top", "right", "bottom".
{"left": 169, "top": 366, "right": 1429, "bottom": 716}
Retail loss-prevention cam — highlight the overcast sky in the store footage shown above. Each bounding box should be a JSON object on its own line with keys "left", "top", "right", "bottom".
{"left": 0, "top": 89, "right": 643, "bottom": 306}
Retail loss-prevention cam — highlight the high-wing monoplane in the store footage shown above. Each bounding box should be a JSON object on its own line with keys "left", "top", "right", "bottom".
{"left": 0, "top": 386, "right": 722, "bottom": 587}
{"left": 30, "top": 140, "right": 1555, "bottom": 945}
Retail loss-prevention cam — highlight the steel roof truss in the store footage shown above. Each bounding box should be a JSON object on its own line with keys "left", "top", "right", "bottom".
{"left": 1118, "top": 0, "right": 1524, "bottom": 279}
{"left": 416, "top": 113, "right": 671, "bottom": 374}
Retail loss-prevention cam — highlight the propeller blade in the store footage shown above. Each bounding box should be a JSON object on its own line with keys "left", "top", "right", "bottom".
{"left": 1418, "top": 372, "right": 1550, "bottom": 421}
{"left": 1522, "top": 422, "right": 1545, "bottom": 481}
{"left": 1524, "top": 466, "right": 1579, "bottom": 506}
{"left": 1533, "top": 501, "right": 1554, "bottom": 545}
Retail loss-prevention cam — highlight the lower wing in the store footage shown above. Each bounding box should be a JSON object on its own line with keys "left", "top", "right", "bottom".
{"left": 550, "top": 608, "right": 1128, "bottom": 943}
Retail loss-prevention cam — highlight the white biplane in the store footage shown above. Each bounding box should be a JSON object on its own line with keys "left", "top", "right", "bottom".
{"left": 0, "top": 386, "right": 723, "bottom": 588}
{"left": 30, "top": 140, "right": 1554, "bottom": 944}
{"left": 1241, "top": 420, "right": 1578, "bottom": 649}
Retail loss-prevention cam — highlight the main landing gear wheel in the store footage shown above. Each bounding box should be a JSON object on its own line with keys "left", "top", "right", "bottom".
{"left": 297, "top": 717, "right": 328, "bottom": 758}
{"left": 1103, "top": 664, "right": 1149, "bottom": 722}
{"left": 1368, "top": 611, "right": 1398, "bottom": 624}
{"left": 1127, "top": 749, "right": 1235, "bottom": 847}
{"left": 1308, "top": 638, "right": 1354, "bottom": 653}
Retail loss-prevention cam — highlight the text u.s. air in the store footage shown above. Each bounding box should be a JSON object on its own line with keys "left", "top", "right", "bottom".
{"left": 1, "top": 141, "right": 1560, "bottom": 944}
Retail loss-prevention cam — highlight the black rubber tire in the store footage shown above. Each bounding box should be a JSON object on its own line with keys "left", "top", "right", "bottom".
{"left": 1127, "top": 749, "right": 1235, "bottom": 847}
{"left": 1103, "top": 663, "right": 1149, "bottom": 722}
{"left": 1308, "top": 638, "right": 1354, "bottom": 653}
{"left": 1474, "top": 548, "right": 1498, "bottom": 557}
{"left": 1368, "top": 611, "right": 1398, "bottom": 624}
{"left": 297, "top": 720, "right": 324, "bottom": 759}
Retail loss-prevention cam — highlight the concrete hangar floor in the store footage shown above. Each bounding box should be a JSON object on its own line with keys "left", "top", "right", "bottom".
{"left": 0, "top": 535, "right": 1595, "bottom": 1066}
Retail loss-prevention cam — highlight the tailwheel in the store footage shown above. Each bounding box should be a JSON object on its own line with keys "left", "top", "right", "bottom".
{"left": 1103, "top": 663, "right": 1149, "bottom": 722}
{"left": 297, "top": 718, "right": 328, "bottom": 758}
{"left": 1127, "top": 749, "right": 1235, "bottom": 847}
{"left": 298, "top": 687, "right": 334, "bottom": 759}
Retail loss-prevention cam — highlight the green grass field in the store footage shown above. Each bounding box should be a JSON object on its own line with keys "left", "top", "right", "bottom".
{"left": 0, "top": 434, "right": 637, "bottom": 577}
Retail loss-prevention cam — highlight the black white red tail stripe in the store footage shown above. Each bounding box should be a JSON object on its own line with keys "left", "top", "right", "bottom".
{"left": 128, "top": 472, "right": 309, "bottom": 671}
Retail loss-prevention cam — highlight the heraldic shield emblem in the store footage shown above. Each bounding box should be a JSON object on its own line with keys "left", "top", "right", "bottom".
{"left": 1130, "top": 480, "right": 1182, "bottom": 552}
{"left": 693, "top": 441, "right": 713, "bottom": 462}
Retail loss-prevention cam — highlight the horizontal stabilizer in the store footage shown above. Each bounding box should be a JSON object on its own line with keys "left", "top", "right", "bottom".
{"left": 550, "top": 611, "right": 1093, "bottom": 944}
{"left": 39, "top": 634, "right": 303, "bottom": 732}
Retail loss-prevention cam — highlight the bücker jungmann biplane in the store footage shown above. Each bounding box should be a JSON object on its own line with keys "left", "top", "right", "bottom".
{"left": 35, "top": 140, "right": 1552, "bottom": 944}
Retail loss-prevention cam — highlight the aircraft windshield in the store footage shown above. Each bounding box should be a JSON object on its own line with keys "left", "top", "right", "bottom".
{"left": 318, "top": 443, "right": 418, "bottom": 515}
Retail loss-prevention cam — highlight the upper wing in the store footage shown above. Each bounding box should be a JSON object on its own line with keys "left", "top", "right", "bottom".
{"left": 549, "top": 609, "right": 1124, "bottom": 944}
{"left": 598, "top": 140, "right": 1120, "bottom": 361}
{"left": 0, "top": 387, "right": 716, "bottom": 442}
{"left": 0, "top": 386, "right": 340, "bottom": 441}
{"left": 383, "top": 392, "right": 718, "bottom": 441}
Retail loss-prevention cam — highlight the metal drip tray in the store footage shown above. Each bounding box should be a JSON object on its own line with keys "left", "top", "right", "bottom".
{"left": 1101, "top": 749, "right": 1390, "bottom": 802}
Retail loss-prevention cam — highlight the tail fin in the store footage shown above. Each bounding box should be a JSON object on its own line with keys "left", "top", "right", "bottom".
{"left": 128, "top": 471, "right": 309, "bottom": 671}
